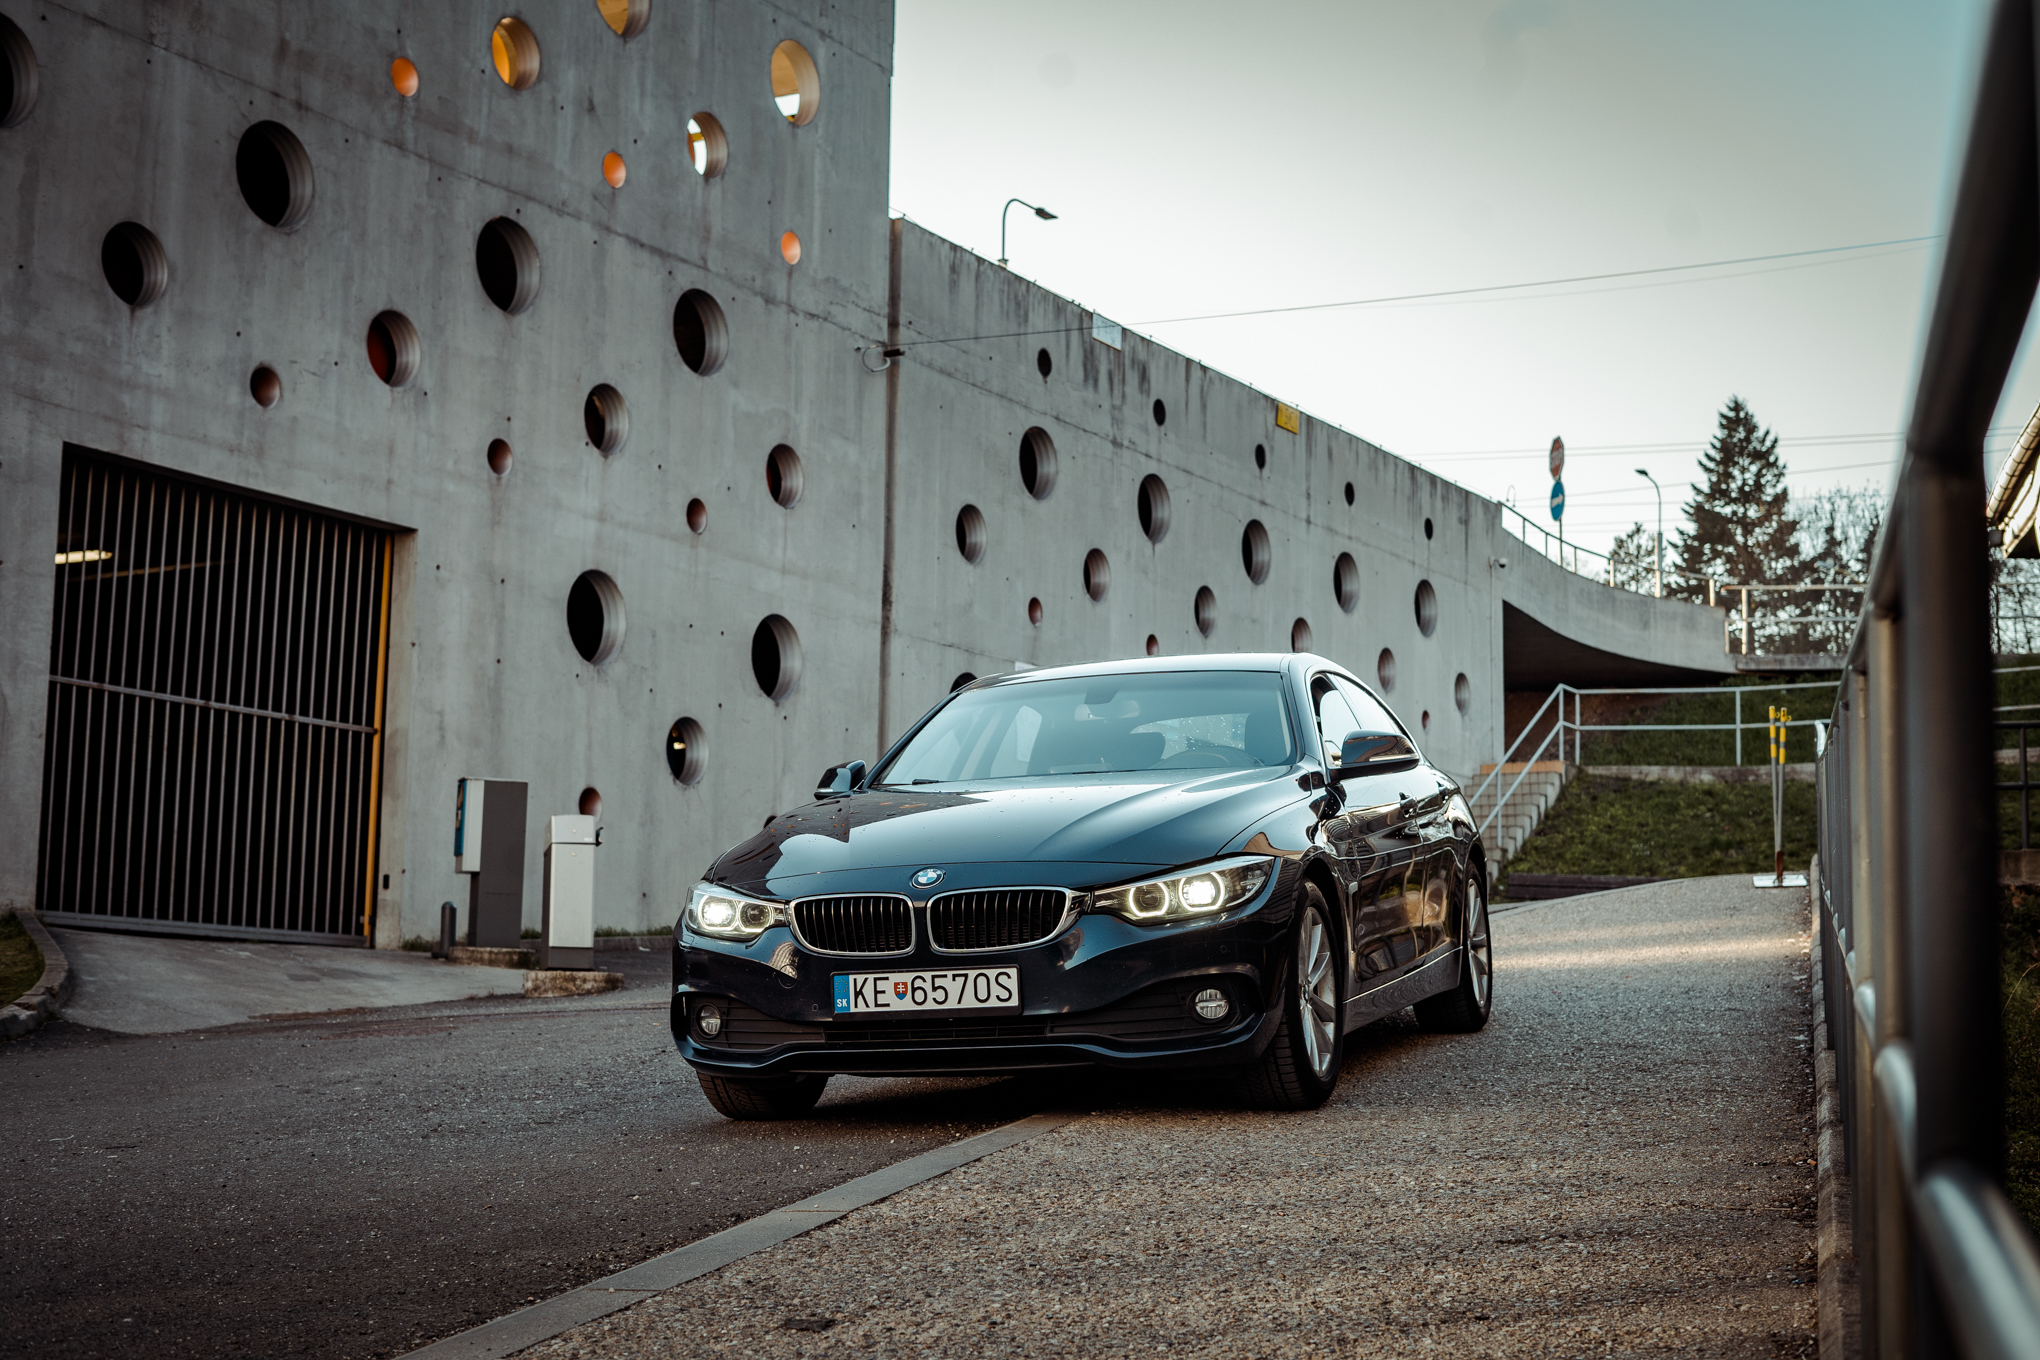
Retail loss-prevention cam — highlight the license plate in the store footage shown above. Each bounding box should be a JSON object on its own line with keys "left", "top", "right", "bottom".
{"left": 832, "top": 967, "right": 1020, "bottom": 1014}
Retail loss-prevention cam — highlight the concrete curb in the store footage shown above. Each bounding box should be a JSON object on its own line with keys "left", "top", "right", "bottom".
{"left": 1808, "top": 856, "right": 1861, "bottom": 1360}
{"left": 521, "top": 969, "right": 623, "bottom": 998}
{"left": 399, "top": 1109, "right": 1083, "bottom": 1359}
{"left": 0, "top": 907, "right": 74, "bottom": 1039}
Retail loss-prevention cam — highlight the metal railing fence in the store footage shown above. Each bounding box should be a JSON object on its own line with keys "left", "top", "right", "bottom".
{"left": 1813, "top": 2, "right": 2040, "bottom": 1354}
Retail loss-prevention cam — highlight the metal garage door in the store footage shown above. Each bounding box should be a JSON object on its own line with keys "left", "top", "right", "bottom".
{"left": 36, "top": 448, "right": 393, "bottom": 944}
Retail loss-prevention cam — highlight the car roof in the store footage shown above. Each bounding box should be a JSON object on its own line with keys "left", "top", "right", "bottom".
{"left": 964, "top": 652, "right": 1334, "bottom": 688}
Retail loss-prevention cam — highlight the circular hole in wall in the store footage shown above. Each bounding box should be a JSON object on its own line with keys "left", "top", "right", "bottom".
{"left": 1424, "top": 517, "right": 1434, "bottom": 540}
{"left": 1027, "top": 597, "right": 1043, "bottom": 626}
{"left": 1036, "top": 348, "right": 1052, "bottom": 380}
{"left": 567, "top": 570, "right": 625, "bottom": 664}
{"left": 674, "top": 289, "right": 729, "bottom": 375}
{"left": 1254, "top": 444, "right": 1266, "bottom": 471}
{"left": 780, "top": 230, "right": 802, "bottom": 265}
{"left": 766, "top": 444, "right": 803, "bottom": 507}
{"left": 1377, "top": 648, "right": 1397, "bottom": 693}
{"left": 602, "top": 151, "right": 627, "bottom": 188}
{"left": 687, "top": 113, "right": 728, "bottom": 178}
{"left": 1146, "top": 635, "right": 1160, "bottom": 657}
{"left": 1344, "top": 482, "right": 1355, "bottom": 506}
{"left": 1083, "top": 549, "right": 1110, "bottom": 602}
{"left": 1241, "top": 520, "right": 1271, "bottom": 584}
{"left": 1137, "top": 474, "right": 1171, "bottom": 544}
{"left": 236, "top": 121, "right": 315, "bottom": 231}
{"left": 101, "top": 222, "right": 168, "bottom": 308}
{"left": 491, "top": 16, "right": 541, "bottom": 89}
{"left": 955, "top": 504, "right": 986, "bottom": 563}
{"left": 686, "top": 498, "right": 707, "bottom": 533}
{"left": 771, "top": 39, "right": 820, "bottom": 125}
{"left": 487, "top": 438, "right": 513, "bottom": 475}
{"left": 1334, "top": 552, "right": 1359, "bottom": 613}
{"left": 578, "top": 786, "right": 602, "bottom": 817}
{"left": 366, "top": 310, "right": 420, "bottom": 386}
{"left": 1421, "top": 710, "right": 1431, "bottom": 733}
{"left": 249, "top": 366, "right": 281, "bottom": 409}
{"left": 1194, "top": 586, "right": 1216, "bottom": 637}
{"left": 597, "top": 0, "right": 651, "bottom": 39}
{"left": 1291, "top": 618, "right": 1313, "bottom": 653}
{"left": 1151, "top": 398, "right": 1167, "bottom": 427}
{"left": 1414, "top": 579, "right": 1438, "bottom": 637}
{"left": 667, "top": 717, "right": 704, "bottom": 784}
{"left": 584, "top": 384, "right": 629, "bottom": 455}
{"left": 1019, "top": 427, "right": 1058, "bottom": 499}
{"left": 752, "top": 615, "right": 802, "bottom": 701}
{"left": 1, "top": 15, "right": 41, "bottom": 127}
{"left": 950, "top": 672, "right": 976, "bottom": 692}
{"left": 1455, "top": 673, "right": 1471, "bottom": 715}
{"left": 390, "top": 57, "right": 419, "bottom": 96}
{"left": 475, "top": 216, "right": 541, "bottom": 314}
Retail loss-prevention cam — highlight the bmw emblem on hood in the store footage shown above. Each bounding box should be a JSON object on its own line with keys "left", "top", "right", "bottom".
{"left": 910, "top": 866, "right": 946, "bottom": 889}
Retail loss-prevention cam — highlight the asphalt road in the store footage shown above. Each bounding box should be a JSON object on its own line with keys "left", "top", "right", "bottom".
{"left": 0, "top": 950, "right": 1065, "bottom": 1359}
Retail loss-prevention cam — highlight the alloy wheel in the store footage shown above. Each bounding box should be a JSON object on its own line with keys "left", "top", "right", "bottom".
{"left": 1466, "top": 878, "right": 1492, "bottom": 1010}
{"left": 1297, "top": 909, "right": 1338, "bottom": 1077}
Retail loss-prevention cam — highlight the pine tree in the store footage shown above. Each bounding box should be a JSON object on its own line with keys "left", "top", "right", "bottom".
{"left": 1608, "top": 522, "right": 1660, "bottom": 594}
{"left": 1670, "top": 397, "right": 1807, "bottom": 600}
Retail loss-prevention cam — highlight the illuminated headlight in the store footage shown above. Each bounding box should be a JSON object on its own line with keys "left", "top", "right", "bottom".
{"left": 1089, "top": 857, "right": 1275, "bottom": 924}
{"left": 683, "top": 883, "right": 787, "bottom": 941}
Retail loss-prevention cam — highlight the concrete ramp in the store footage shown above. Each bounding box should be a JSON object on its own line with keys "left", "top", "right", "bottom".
{"left": 1501, "top": 546, "right": 1735, "bottom": 689}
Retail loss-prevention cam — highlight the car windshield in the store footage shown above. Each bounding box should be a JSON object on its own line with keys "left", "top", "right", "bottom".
{"left": 876, "top": 671, "right": 1296, "bottom": 784}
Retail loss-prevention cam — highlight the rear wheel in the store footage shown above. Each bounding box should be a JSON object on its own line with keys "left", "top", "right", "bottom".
{"left": 1237, "top": 883, "right": 1342, "bottom": 1110}
{"left": 1415, "top": 869, "right": 1492, "bottom": 1033}
{"left": 696, "top": 1071, "right": 829, "bottom": 1120}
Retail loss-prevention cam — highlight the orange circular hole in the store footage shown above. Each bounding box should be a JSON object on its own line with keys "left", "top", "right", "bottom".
{"left": 249, "top": 366, "right": 281, "bottom": 409}
{"left": 1027, "top": 597, "right": 1043, "bottom": 626}
{"left": 780, "top": 231, "right": 802, "bottom": 265}
{"left": 602, "top": 152, "right": 626, "bottom": 188}
{"left": 487, "top": 439, "right": 512, "bottom": 475}
{"left": 686, "top": 498, "right": 708, "bottom": 533}
{"left": 391, "top": 58, "right": 419, "bottom": 97}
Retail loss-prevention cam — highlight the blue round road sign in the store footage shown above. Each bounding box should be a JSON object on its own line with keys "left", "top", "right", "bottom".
{"left": 1549, "top": 480, "right": 1565, "bottom": 521}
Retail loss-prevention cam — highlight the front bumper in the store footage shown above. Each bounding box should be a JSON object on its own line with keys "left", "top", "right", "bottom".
{"left": 670, "top": 888, "right": 1293, "bottom": 1079}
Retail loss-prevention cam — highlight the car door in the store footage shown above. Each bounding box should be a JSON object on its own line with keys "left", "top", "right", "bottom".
{"left": 1332, "top": 675, "right": 1448, "bottom": 960}
{"left": 1309, "top": 674, "right": 1419, "bottom": 986}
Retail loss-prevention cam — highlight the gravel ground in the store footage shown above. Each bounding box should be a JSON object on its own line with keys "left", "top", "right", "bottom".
{"left": 522, "top": 875, "right": 1815, "bottom": 1359}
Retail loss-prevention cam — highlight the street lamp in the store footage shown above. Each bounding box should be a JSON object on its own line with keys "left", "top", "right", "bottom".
{"left": 1635, "top": 468, "right": 1663, "bottom": 598}
{"left": 999, "top": 198, "right": 1057, "bottom": 268}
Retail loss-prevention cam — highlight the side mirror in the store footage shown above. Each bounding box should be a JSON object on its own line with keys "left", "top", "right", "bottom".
{"left": 1329, "top": 730, "right": 1420, "bottom": 781}
{"left": 815, "top": 759, "right": 868, "bottom": 800}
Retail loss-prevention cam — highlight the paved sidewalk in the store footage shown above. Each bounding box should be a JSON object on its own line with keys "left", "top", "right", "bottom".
{"left": 52, "top": 928, "right": 528, "bottom": 1033}
{"left": 519, "top": 875, "right": 1815, "bottom": 1359}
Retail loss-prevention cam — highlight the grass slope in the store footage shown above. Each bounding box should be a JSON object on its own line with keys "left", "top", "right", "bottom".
{"left": 1502, "top": 774, "right": 1817, "bottom": 885}
{"left": 0, "top": 913, "right": 43, "bottom": 1009}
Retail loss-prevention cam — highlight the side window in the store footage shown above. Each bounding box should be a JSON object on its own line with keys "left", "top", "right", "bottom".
{"left": 1334, "top": 676, "right": 1410, "bottom": 741}
{"left": 1311, "top": 677, "right": 1364, "bottom": 766}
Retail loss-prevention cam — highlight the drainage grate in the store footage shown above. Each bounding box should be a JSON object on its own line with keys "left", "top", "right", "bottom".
{"left": 36, "top": 448, "right": 393, "bottom": 943}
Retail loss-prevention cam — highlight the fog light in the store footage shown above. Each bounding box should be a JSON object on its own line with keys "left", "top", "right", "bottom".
{"left": 696, "top": 1002, "right": 724, "bottom": 1038}
{"left": 1193, "top": 988, "right": 1229, "bottom": 1022}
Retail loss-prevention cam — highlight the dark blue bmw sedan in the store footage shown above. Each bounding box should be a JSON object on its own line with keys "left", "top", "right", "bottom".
{"left": 671, "top": 653, "right": 1493, "bottom": 1119}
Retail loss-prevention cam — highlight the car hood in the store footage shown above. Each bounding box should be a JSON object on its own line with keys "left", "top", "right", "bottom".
{"left": 711, "top": 767, "right": 1310, "bottom": 898}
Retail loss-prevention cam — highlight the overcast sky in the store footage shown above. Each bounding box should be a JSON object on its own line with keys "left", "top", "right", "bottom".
{"left": 888, "top": 0, "right": 2037, "bottom": 558}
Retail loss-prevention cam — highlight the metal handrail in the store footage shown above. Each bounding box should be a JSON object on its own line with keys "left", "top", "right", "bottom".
{"left": 1811, "top": 3, "right": 2040, "bottom": 1355}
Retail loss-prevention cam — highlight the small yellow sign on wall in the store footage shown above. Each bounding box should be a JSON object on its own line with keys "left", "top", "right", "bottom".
{"left": 1275, "top": 402, "right": 1300, "bottom": 434}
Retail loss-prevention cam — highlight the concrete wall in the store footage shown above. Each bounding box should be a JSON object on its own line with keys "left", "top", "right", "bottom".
{"left": 0, "top": 0, "right": 1733, "bottom": 944}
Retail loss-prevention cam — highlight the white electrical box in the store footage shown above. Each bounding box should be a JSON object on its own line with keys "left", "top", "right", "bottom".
{"left": 541, "top": 814, "right": 598, "bottom": 970}
{"left": 454, "top": 777, "right": 485, "bottom": 874}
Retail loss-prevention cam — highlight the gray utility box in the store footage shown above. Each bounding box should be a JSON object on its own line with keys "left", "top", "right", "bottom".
{"left": 541, "top": 815, "right": 598, "bottom": 971}
{"left": 455, "top": 778, "right": 527, "bottom": 949}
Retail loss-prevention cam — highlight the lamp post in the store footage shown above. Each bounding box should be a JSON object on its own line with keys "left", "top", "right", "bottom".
{"left": 999, "top": 198, "right": 1058, "bottom": 268}
{"left": 1635, "top": 468, "right": 1663, "bottom": 598}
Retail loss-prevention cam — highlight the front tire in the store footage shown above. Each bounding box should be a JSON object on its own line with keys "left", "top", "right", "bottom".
{"left": 1237, "top": 883, "right": 1343, "bottom": 1111}
{"left": 1415, "top": 868, "right": 1492, "bottom": 1034}
{"left": 696, "top": 1071, "right": 829, "bottom": 1120}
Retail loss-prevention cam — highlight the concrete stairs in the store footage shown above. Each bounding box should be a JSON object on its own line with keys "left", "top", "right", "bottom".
{"left": 1467, "top": 760, "right": 1577, "bottom": 872}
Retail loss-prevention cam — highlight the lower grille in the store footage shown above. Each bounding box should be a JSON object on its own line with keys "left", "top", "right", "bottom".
{"left": 698, "top": 999, "right": 823, "bottom": 1050}
{"left": 791, "top": 895, "right": 913, "bottom": 954}
{"left": 927, "top": 889, "right": 1069, "bottom": 951}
